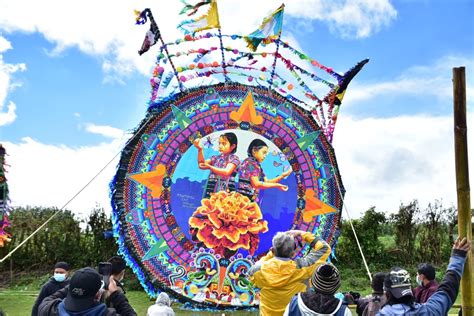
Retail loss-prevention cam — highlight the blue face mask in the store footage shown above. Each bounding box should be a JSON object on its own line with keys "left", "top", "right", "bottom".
{"left": 53, "top": 273, "right": 66, "bottom": 282}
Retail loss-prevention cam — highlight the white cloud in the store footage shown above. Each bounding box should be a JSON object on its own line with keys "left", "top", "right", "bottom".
{"left": 333, "top": 112, "right": 474, "bottom": 217}
{"left": 0, "top": 35, "right": 25, "bottom": 126}
{"left": 286, "top": 0, "right": 397, "bottom": 38}
{"left": 85, "top": 123, "right": 124, "bottom": 139}
{"left": 0, "top": 0, "right": 396, "bottom": 80}
{"left": 0, "top": 101, "right": 16, "bottom": 125}
{"left": 344, "top": 55, "right": 474, "bottom": 109}
{"left": 0, "top": 36, "right": 12, "bottom": 52}
{"left": 2, "top": 137, "right": 125, "bottom": 218}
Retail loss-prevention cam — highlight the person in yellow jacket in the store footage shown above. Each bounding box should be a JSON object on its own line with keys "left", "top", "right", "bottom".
{"left": 249, "top": 230, "right": 331, "bottom": 316}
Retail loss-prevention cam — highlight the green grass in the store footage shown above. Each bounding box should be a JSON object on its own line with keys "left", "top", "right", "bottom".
{"left": 0, "top": 290, "right": 37, "bottom": 315}
{"left": 0, "top": 290, "right": 260, "bottom": 316}
{"left": 378, "top": 235, "right": 396, "bottom": 249}
{"left": 0, "top": 289, "right": 464, "bottom": 316}
{"left": 0, "top": 267, "right": 464, "bottom": 316}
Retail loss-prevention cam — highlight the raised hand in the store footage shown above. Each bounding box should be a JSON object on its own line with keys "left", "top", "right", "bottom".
{"left": 287, "top": 230, "right": 306, "bottom": 237}
{"left": 108, "top": 275, "right": 119, "bottom": 294}
{"left": 193, "top": 138, "right": 202, "bottom": 149}
{"left": 453, "top": 237, "right": 472, "bottom": 252}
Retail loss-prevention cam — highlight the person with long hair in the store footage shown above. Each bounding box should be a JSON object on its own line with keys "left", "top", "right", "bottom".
{"left": 194, "top": 132, "right": 240, "bottom": 198}
{"left": 237, "top": 139, "right": 291, "bottom": 202}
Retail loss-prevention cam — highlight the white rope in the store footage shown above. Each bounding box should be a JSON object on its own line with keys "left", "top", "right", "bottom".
{"left": 0, "top": 116, "right": 153, "bottom": 264}
{"left": 331, "top": 167, "right": 373, "bottom": 282}
{"left": 0, "top": 150, "right": 122, "bottom": 263}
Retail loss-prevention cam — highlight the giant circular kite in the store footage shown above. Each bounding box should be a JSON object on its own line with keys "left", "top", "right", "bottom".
{"left": 111, "top": 4, "right": 367, "bottom": 308}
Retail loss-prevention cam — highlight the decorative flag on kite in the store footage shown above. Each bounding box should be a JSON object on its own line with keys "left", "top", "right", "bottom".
{"left": 323, "top": 59, "right": 369, "bottom": 106}
{"left": 135, "top": 9, "right": 162, "bottom": 56}
{"left": 244, "top": 4, "right": 284, "bottom": 52}
{"left": 0, "top": 144, "right": 11, "bottom": 247}
{"left": 179, "top": 0, "right": 212, "bottom": 16}
{"left": 177, "top": 0, "right": 221, "bottom": 34}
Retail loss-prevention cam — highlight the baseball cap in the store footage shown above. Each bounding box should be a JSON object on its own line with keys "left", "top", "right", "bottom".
{"left": 384, "top": 267, "right": 413, "bottom": 299}
{"left": 64, "top": 267, "right": 102, "bottom": 312}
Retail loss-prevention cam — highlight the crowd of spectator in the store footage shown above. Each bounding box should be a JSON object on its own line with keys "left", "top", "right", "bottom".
{"left": 25, "top": 231, "right": 471, "bottom": 316}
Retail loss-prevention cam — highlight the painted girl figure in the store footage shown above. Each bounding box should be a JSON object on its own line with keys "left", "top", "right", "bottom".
{"left": 238, "top": 139, "right": 292, "bottom": 202}
{"left": 194, "top": 132, "right": 240, "bottom": 198}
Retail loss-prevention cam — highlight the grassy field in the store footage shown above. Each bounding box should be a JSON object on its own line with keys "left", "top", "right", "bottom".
{"left": 0, "top": 266, "right": 463, "bottom": 316}
{"left": 0, "top": 289, "right": 464, "bottom": 316}
{"left": 0, "top": 290, "right": 260, "bottom": 316}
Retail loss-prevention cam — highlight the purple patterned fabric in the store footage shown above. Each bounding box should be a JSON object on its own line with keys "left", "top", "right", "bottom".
{"left": 237, "top": 157, "right": 265, "bottom": 201}
{"left": 205, "top": 153, "right": 240, "bottom": 194}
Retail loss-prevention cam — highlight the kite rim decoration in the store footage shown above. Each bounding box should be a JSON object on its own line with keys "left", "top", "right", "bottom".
{"left": 111, "top": 82, "right": 346, "bottom": 307}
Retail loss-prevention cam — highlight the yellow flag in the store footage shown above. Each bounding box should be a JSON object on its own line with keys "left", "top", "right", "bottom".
{"left": 178, "top": 0, "right": 221, "bottom": 34}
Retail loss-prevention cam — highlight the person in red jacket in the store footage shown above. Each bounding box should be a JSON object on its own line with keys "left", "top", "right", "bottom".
{"left": 414, "top": 263, "right": 438, "bottom": 303}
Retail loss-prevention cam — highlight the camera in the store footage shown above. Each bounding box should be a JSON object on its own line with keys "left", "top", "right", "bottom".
{"left": 294, "top": 235, "right": 303, "bottom": 249}
{"left": 98, "top": 262, "right": 112, "bottom": 290}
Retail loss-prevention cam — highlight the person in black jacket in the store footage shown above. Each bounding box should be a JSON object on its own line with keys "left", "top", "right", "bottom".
{"left": 101, "top": 256, "right": 137, "bottom": 314}
{"left": 104, "top": 257, "right": 127, "bottom": 299}
{"left": 355, "top": 272, "right": 386, "bottom": 316}
{"left": 38, "top": 267, "right": 136, "bottom": 316}
{"left": 32, "top": 261, "right": 70, "bottom": 316}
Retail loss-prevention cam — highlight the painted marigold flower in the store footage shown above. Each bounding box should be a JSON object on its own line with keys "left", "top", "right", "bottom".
{"left": 189, "top": 191, "right": 268, "bottom": 257}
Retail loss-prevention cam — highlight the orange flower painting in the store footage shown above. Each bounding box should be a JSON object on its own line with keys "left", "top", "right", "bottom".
{"left": 189, "top": 191, "right": 268, "bottom": 257}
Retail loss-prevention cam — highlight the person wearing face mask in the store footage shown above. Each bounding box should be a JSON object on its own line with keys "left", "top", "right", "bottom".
{"left": 414, "top": 263, "right": 438, "bottom": 303}
{"left": 32, "top": 261, "right": 70, "bottom": 316}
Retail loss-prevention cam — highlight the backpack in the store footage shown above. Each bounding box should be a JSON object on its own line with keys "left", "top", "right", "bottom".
{"left": 362, "top": 295, "right": 383, "bottom": 316}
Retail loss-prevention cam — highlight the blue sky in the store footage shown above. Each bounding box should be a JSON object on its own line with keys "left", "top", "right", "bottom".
{"left": 0, "top": 0, "right": 473, "bottom": 217}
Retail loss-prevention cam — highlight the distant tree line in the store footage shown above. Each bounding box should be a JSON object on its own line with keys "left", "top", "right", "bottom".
{"left": 0, "top": 200, "right": 470, "bottom": 279}
{"left": 336, "top": 199, "right": 466, "bottom": 271}
{"left": 0, "top": 206, "right": 117, "bottom": 273}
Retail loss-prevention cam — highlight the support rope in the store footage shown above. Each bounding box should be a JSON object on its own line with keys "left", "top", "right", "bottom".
{"left": 0, "top": 150, "right": 121, "bottom": 263}
{"left": 331, "top": 165, "right": 373, "bottom": 282}
{"left": 0, "top": 116, "right": 153, "bottom": 264}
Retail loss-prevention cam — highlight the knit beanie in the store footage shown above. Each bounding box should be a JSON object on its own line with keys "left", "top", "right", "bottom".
{"left": 311, "top": 263, "right": 341, "bottom": 295}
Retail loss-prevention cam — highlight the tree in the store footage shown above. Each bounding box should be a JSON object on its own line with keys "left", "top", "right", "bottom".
{"left": 0, "top": 207, "right": 83, "bottom": 271}
{"left": 390, "top": 200, "right": 419, "bottom": 264}
{"left": 0, "top": 206, "right": 118, "bottom": 273}
{"left": 82, "top": 206, "right": 118, "bottom": 266}
{"left": 337, "top": 207, "right": 387, "bottom": 268}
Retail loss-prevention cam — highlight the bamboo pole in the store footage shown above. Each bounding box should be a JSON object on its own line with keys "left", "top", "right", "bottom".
{"left": 453, "top": 66, "right": 473, "bottom": 316}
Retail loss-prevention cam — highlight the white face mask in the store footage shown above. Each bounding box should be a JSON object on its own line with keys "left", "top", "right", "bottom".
{"left": 416, "top": 275, "right": 423, "bottom": 286}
